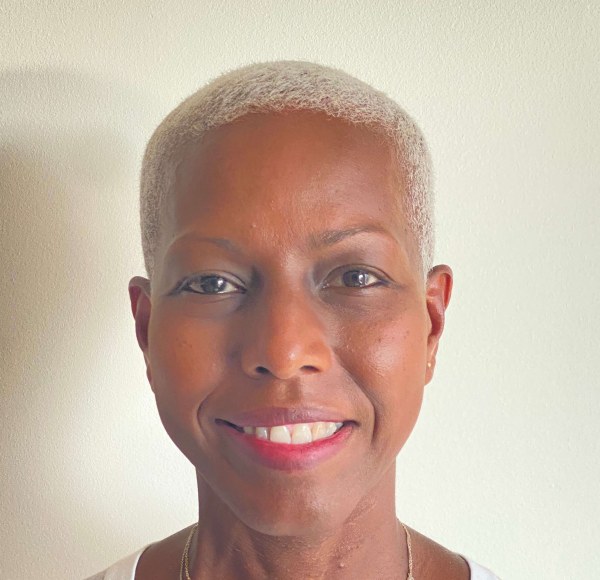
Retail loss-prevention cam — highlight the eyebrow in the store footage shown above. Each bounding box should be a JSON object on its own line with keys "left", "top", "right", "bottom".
{"left": 172, "top": 235, "right": 242, "bottom": 253}
{"left": 171, "top": 224, "right": 397, "bottom": 256}
{"left": 308, "top": 225, "right": 397, "bottom": 249}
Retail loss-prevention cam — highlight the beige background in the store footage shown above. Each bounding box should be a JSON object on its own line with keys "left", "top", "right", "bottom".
{"left": 1, "top": 2, "right": 599, "bottom": 579}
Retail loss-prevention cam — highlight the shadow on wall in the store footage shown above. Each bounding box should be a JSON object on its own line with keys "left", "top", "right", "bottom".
{"left": 0, "top": 68, "right": 144, "bottom": 577}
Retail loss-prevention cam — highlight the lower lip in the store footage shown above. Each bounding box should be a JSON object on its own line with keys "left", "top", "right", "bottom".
{"left": 220, "top": 424, "right": 353, "bottom": 471}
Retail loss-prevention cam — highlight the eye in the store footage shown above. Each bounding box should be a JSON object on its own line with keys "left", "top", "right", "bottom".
{"left": 178, "top": 274, "right": 245, "bottom": 295}
{"left": 324, "top": 267, "right": 386, "bottom": 289}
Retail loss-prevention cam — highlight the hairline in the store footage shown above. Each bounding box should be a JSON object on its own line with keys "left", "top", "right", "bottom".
{"left": 140, "top": 62, "right": 434, "bottom": 282}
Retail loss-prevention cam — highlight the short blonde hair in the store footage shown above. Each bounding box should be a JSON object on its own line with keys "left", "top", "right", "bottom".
{"left": 140, "top": 60, "right": 434, "bottom": 278}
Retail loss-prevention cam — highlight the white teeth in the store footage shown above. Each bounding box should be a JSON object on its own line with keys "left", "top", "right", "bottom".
{"left": 324, "top": 422, "right": 337, "bottom": 437}
{"left": 311, "top": 422, "right": 329, "bottom": 441}
{"left": 269, "top": 425, "right": 291, "bottom": 444}
{"left": 291, "top": 423, "right": 313, "bottom": 444}
{"left": 255, "top": 427, "right": 269, "bottom": 440}
{"left": 241, "top": 421, "right": 345, "bottom": 444}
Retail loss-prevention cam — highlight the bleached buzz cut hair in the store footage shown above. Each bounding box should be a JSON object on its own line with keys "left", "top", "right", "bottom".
{"left": 140, "top": 60, "right": 434, "bottom": 279}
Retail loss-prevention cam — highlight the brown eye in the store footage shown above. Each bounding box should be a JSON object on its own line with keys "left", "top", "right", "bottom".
{"left": 342, "top": 270, "right": 377, "bottom": 287}
{"left": 183, "top": 274, "right": 244, "bottom": 295}
{"left": 325, "top": 268, "right": 385, "bottom": 289}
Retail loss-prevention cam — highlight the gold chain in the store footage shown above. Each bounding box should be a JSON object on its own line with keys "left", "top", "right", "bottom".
{"left": 180, "top": 521, "right": 414, "bottom": 579}
{"left": 180, "top": 523, "right": 198, "bottom": 580}
{"left": 400, "top": 521, "right": 415, "bottom": 580}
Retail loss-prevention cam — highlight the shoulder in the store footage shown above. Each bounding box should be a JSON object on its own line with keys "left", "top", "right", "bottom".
{"left": 463, "top": 557, "right": 501, "bottom": 580}
{"left": 407, "top": 526, "right": 499, "bottom": 580}
{"left": 134, "top": 525, "right": 193, "bottom": 580}
{"left": 84, "top": 526, "right": 192, "bottom": 580}
{"left": 84, "top": 546, "right": 147, "bottom": 580}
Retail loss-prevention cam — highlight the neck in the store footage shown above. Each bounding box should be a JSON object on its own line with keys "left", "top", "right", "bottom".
{"left": 190, "top": 467, "right": 408, "bottom": 579}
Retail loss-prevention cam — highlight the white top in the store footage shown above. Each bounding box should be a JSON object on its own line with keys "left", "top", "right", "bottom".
{"left": 85, "top": 545, "right": 500, "bottom": 579}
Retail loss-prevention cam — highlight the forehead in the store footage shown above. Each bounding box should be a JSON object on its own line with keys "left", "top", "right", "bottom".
{"left": 161, "top": 110, "right": 413, "bottom": 264}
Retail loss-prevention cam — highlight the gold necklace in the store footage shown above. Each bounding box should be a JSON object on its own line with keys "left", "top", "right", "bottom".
{"left": 400, "top": 521, "right": 415, "bottom": 580}
{"left": 180, "top": 521, "right": 414, "bottom": 579}
{"left": 180, "top": 523, "right": 198, "bottom": 580}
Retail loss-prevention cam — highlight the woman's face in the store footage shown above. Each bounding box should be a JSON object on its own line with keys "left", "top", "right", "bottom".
{"left": 130, "top": 111, "right": 451, "bottom": 536}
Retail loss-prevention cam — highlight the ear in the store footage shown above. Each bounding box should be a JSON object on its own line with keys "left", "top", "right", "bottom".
{"left": 128, "top": 276, "right": 153, "bottom": 386}
{"left": 424, "top": 265, "right": 453, "bottom": 384}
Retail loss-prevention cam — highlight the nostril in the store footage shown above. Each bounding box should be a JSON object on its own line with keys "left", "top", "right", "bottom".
{"left": 253, "top": 364, "right": 320, "bottom": 377}
{"left": 301, "top": 365, "right": 319, "bottom": 374}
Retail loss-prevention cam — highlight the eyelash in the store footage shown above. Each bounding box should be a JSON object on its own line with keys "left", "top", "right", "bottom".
{"left": 172, "top": 266, "right": 389, "bottom": 296}
{"left": 322, "top": 267, "right": 388, "bottom": 290}
{"left": 172, "top": 274, "right": 246, "bottom": 296}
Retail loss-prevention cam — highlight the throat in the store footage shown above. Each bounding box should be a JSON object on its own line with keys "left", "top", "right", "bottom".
{"left": 189, "top": 523, "right": 407, "bottom": 580}
{"left": 192, "top": 477, "right": 407, "bottom": 579}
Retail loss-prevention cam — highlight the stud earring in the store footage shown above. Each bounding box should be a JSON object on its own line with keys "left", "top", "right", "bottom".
{"left": 427, "top": 362, "right": 432, "bottom": 368}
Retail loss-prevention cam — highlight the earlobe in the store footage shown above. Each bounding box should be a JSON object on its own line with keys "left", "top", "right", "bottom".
{"left": 424, "top": 265, "right": 453, "bottom": 381}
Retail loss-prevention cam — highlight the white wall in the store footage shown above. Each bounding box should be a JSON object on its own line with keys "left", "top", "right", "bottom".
{"left": 1, "top": 2, "right": 598, "bottom": 578}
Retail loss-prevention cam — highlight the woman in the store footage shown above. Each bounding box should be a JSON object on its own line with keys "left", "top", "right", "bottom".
{"left": 88, "top": 61, "right": 499, "bottom": 579}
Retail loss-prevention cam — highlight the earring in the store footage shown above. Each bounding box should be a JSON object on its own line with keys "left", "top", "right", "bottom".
{"left": 427, "top": 362, "right": 432, "bottom": 368}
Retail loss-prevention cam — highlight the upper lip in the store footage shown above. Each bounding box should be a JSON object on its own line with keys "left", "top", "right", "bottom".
{"left": 218, "top": 407, "right": 352, "bottom": 428}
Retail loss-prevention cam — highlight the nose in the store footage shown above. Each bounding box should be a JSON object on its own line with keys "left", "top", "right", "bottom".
{"left": 239, "top": 288, "right": 333, "bottom": 380}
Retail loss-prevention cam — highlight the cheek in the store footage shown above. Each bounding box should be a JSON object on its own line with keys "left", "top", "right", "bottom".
{"left": 146, "top": 308, "right": 228, "bottom": 453}
{"left": 340, "top": 304, "right": 428, "bottom": 454}
{"left": 342, "top": 303, "right": 428, "bottom": 384}
{"left": 148, "top": 309, "right": 224, "bottom": 395}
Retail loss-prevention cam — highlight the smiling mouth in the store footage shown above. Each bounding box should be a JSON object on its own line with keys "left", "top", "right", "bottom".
{"left": 217, "top": 419, "right": 345, "bottom": 445}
